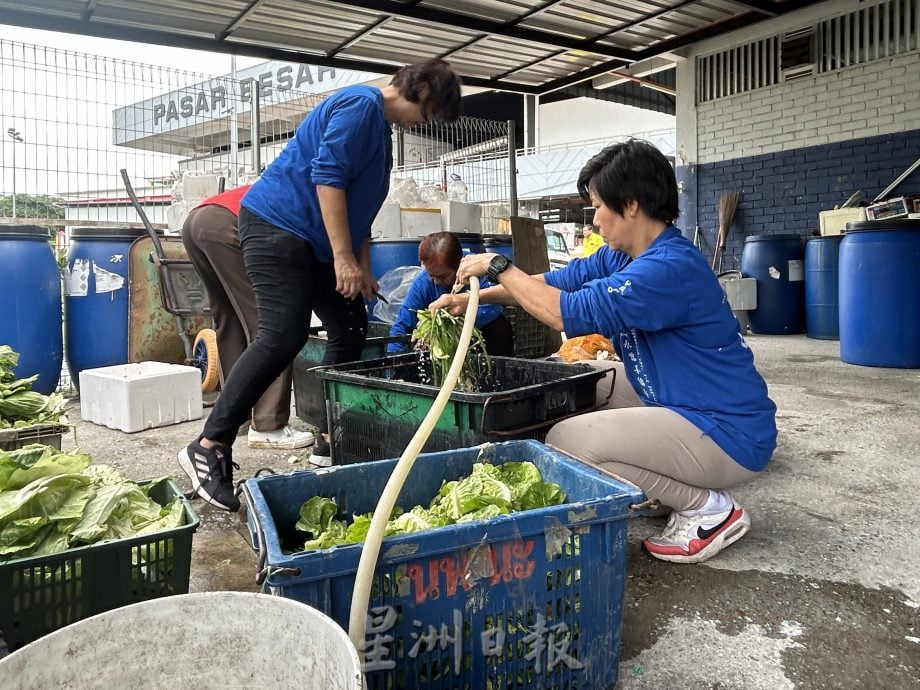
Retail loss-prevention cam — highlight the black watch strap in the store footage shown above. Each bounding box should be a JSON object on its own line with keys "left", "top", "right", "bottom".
{"left": 487, "top": 254, "right": 512, "bottom": 282}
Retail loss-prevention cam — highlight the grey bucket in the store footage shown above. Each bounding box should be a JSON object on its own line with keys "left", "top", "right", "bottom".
{"left": 0, "top": 592, "right": 364, "bottom": 689}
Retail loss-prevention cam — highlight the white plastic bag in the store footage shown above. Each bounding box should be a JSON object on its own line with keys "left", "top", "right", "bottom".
{"left": 372, "top": 265, "right": 424, "bottom": 324}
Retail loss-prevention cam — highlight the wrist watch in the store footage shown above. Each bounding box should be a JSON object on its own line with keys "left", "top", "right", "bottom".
{"left": 486, "top": 254, "right": 512, "bottom": 282}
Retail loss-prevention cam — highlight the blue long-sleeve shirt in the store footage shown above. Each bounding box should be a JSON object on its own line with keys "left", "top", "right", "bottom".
{"left": 544, "top": 228, "right": 777, "bottom": 472}
{"left": 387, "top": 272, "right": 504, "bottom": 353}
{"left": 241, "top": 86, "right": 392, "bottom": 263}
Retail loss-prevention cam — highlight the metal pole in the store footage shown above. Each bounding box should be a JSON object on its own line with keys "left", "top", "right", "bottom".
{"left": 250, "top": 77, "right": 261, "bottom": 175}
{"left": 229, "top": 56, "right": 239, "bottom": 187}
{"left": 11, "top": 139, "right": 16, "bottom": 219}
{"left": 507, "top": 120, "right": 518, "bottom": 214}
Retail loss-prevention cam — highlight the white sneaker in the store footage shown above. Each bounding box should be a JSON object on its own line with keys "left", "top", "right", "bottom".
{"left": 643, "top": 492, "right": 750, "bottom": 564}
{"left": 247, "top": 425, "right": 315, "bottom": 450}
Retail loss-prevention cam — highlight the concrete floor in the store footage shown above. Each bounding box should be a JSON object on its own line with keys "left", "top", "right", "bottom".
{"left": 58, "top": 334, "right": 920, "bottom": 689}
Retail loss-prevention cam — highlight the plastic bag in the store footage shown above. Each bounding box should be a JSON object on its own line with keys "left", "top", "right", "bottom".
{"left": 447, "top": 173, "right": 469, "bottom": 202}
{"left": 416, "top": 183, "right": 447, "bottom": 208}
{"left": 372, "top": 265, "right": 424, "bottom": 323}
{"left": 387, "top": 177, "right": 420, "bottom": 207}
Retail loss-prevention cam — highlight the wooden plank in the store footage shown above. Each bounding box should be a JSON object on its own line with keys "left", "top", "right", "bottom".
{"left": 508, "top": 216, "right": 562, "bottom": 356}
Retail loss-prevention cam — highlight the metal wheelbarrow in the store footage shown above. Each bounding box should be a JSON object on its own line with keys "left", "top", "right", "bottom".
{"left": 120, "top": 168, "right": 221, "bottom": 393}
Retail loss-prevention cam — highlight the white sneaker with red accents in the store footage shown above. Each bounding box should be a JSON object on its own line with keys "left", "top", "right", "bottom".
{"left": 643, "top": 493, "right": 750, "bottom": 564}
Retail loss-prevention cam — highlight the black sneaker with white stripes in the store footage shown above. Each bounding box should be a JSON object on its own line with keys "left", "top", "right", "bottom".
{"left": 177, "top": 438, "right": 240, "bottom": 511}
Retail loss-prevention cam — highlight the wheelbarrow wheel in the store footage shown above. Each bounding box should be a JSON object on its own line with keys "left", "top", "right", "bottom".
{"left": 193, "top": 328, "right": 221, "bottom": 393}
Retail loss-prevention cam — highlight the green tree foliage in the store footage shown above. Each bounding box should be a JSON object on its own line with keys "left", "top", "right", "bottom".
{"left": 0, "top": 194, "right": 65, "bottom": 222}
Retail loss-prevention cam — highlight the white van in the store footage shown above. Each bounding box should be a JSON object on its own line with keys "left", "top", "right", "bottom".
{"left": 545, "top": 229, "right": 572, "bottom": 270}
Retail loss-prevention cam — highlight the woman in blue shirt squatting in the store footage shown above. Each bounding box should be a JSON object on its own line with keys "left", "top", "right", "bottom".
{"left": 177, "top": 59, "right": 463, "bottom": 511}
{"left": 431, "top": 139, "right": 777, "bottom": 564}
{"left": 387, "top": 232, "right": 514, "bottom": 357}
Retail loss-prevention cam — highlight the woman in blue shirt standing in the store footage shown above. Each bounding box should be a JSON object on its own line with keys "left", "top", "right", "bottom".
{"left": 435, "top": 139, "right": 777, "bottom": 564}
{"left": 178, "top": 59, "right": 462, "bottom": 511}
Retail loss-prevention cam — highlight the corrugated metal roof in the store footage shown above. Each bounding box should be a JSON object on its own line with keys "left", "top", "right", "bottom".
{"left": 0, "top": 0, "right": 823, "bottom": 94}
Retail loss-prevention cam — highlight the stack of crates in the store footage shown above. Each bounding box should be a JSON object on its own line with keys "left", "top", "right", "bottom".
{"left": 0, "top": 479, "right": 198, "bottom": 651}
{"left": 315, "top": 353, "right": 609, "bottom": 465}
{"left": 292, "top": 322, "right": 409, "bottom": 427}
{"left": 243, "top": 440, "right": 644, "bottom": 690}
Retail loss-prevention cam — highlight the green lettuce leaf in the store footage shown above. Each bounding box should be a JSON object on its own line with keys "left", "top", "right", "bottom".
{"left": 295, "top": 496, "right": 339, "bottom": 539}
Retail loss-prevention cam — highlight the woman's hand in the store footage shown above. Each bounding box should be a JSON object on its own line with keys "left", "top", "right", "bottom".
{"left": 334, "top": 254, "right": 364, "bottom": 299}
{"left": 428, "top": 293, "right": 467, "bottom": 316}
{"left": 455, "top": 252, "right": 495, "bottom": 286}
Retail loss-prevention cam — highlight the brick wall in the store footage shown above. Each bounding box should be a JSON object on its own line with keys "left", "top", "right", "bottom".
{"left": 688, "top": 50, "right": 920, "bottom": 271}
{"left": 695, "top": 128, "right": 920, "bottom": 271}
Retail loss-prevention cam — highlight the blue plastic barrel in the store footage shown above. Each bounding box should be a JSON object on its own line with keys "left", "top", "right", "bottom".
{"left": 0, "top": 226, "right": 63, "bottom": 394}
{"left": 839, "top": 220, "right": 920, "bottom": 368}
{"left": 369, "top": 238, "right": 420, "bottom": 282}
{"left": 483, "top": 235, "right": 514, "bottom": 261}
{"left": 65, "top": 228, "right": 148, "bottom": 383}
{"left": 805, "top": 236, "right": 842, "bottom": 340}
{"left": 453, "top": 232, "right": 486, "bottom": 255}
{"left": 741, "top": 234, "right": 806, "bottom": 335}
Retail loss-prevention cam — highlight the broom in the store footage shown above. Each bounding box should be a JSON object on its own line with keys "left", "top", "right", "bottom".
{"left": 711, "top": 191, "right": 740, "bottom": 272}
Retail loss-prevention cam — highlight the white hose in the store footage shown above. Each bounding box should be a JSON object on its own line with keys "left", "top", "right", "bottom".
{"left": 348, "top": 277, "right": 481, "bottom": 649}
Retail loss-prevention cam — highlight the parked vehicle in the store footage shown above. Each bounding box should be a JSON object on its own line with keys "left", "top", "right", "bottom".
{"left": 545, "top": 229, "right": 572, "bottom": 270}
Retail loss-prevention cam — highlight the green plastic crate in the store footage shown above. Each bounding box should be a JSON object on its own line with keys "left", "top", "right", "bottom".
{"left": 293, "top": 322, "right": 409, "bottom": 427}
{"left": 0, "top": 478, "right": 198, "bottom": 651}
{"left": 0, "top": 424, "right": 70, "bottom": 452}
{"left": 316, "top": 353, "right": 609, "bottom": 465}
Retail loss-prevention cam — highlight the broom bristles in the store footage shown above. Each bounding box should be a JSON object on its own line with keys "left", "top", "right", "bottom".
{"left": 718, "top": 191, "right": 741, "bottom": 246}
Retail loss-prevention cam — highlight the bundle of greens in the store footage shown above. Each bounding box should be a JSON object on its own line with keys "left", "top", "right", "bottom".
{"left": 411, "top": 309, "right": 490, "bottom": 390}
{"left": 0, "top": 444, "right": 185, "bottom": 561}
{"left": 294, "top": 461, "right": 565, "bottom": 551}
{"left": 0, "top": 346, "right": 68, "bottom": 429}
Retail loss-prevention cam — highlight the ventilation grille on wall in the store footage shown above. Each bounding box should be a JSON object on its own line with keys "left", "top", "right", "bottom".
{"left": 696, "top": 36, "right": 780, "bottom": 103}
{"left": 818, "top": 0, "right": 919, "bottom": 72}
{"left": 697, "top": 0, "right": 919, "bottom": 103}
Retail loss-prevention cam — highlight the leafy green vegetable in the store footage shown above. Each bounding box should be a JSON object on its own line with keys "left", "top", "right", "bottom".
{"left": 0, "top": 346, "right": 69, "bottom": 429}
{"left": 411, "top": 309, "right": 491, "bottom": 390}
{"left": 0, "top": 445, "right": 186, "bottom": 562}
{"left": 294, "top": 461, "right": 566, "bottom": 552}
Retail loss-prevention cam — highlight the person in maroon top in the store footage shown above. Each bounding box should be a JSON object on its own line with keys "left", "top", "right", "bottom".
{"left": 182, "top": 186, "right": 315, "bottom": 450}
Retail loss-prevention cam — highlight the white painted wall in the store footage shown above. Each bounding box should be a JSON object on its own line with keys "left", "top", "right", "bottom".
{"left": 673, "top": 0, "right": 920, "bottom": 165}
{"left": 696, "top": 52, "right": 920, "bottom": 163}
{"left": 538, "top": 97, "right": 675, "bottom": 147}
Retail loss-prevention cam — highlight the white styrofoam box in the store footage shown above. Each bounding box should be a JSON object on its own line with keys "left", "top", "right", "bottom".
{"left": 400, "top": 208, "right": 442, "bottom": 237}
{"left": 179, "top": 172, "right": 221, "bottom": 203}
{"left": 79, "top": 362, "right": 203, "bottom": 433}
{"left": 371, "top": 202, "right": 401, "bottom": 238}
{"left": 819, "top": 207, "right": 866, "bottom": 236}
{"left": 438, "top": 201, "right": 482, "bottom": 233}
{"left": 167, "top": 200, "right": 195, "bottom": 233}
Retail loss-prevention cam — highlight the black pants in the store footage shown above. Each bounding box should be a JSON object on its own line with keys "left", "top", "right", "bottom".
{"left": 202, "top": 208, "right": 367, "bottom": 445}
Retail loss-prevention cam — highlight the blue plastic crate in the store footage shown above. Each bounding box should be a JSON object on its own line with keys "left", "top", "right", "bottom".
{"left": 243, "top": 440, "right": 644, "bottom": 690}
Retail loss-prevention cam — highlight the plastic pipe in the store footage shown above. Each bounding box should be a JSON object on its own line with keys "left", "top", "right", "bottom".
{"left": 348, "top": 277, "right": 481, "bottom": 649}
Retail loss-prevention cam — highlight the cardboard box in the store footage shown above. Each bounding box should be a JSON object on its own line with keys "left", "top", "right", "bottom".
{"left": 79, "top": 362, "right": 202, "bottom": 433}
{"left": 438, "top": 200, "right": 482, "bottom": 233}
{"left": 819, "top": 207, "right": 867, "bottom": 236}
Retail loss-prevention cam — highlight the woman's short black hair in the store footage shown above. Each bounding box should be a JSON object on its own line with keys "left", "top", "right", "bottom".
{"left": 390, "top": 58, "right": 462, "bottom": 124}
{"left": 577, "top": 139, "right": 679, "bottom": 224}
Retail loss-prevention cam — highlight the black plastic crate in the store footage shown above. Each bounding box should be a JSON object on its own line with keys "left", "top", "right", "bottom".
{"left": 0, "top": 479, "right": 198, "bottom": 651}
{"left": 315, "top": 352, "right": 610, "bottom": 465}
{"left": 0, "top": 424, "right": 70, "bottom": 452}
{"left": 292, "top": 322, "right": 409, "bottom": 427}
{"left": 505, "top": 305, "right": 549, "bottom": 358}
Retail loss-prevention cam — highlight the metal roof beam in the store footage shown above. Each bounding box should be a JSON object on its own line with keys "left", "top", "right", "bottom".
{"left": 217, "top": 0, "right": 270, "bottom": 41}
{"left": 327, "top": 16, "right": 393, "bottom": 57}
{"left": 0, "top": 5, "right": 541, "bottom": 93}
{"left": 324, "top": 0, "right": 636, "bottom": 60}
{"left": 81, "top": 0, "right": 97, "bottom": 22}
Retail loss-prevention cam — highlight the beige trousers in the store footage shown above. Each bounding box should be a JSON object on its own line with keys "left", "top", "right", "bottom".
{"left": 545, "top": 360, "right": 758, "bottom": 511}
